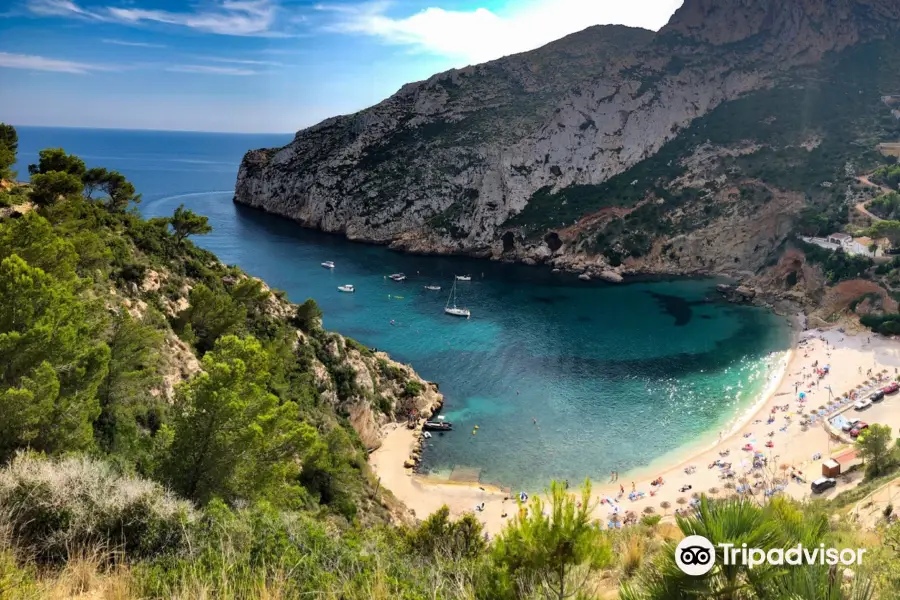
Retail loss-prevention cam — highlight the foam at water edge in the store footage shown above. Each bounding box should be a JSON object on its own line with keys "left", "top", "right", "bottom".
{"left": 623, "top": 348, "right": 792, "bottom": 483}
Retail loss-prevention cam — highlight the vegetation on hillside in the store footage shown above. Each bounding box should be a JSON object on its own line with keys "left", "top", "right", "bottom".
{"left": 867, "top": 192, "right": 900, "bottom": 220}
{"left": 871, "top": 164, "right": 900, "bottom": 191}
{"left": 795, "top": 239, "right": 874, "bottom": 284}
{"left": 4, "top": 124, "right": 900, "bottom": 598}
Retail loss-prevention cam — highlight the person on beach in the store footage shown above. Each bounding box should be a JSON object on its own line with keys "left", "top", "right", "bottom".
{"left": 631, "top": 482, "right": 635, "bottom": 492}
{"left": 620, "top": 484, "right": 624, "bottom": 495}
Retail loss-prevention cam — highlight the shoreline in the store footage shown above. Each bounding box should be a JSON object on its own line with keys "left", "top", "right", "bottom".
{"left": 623, "top": 345, "right": 794, "bottom": 487}
{"left": 232, "top": 199, "right": 762, "bottom": 286}
{"left": 371, "top": 325, "right": 900, "bottom": 536}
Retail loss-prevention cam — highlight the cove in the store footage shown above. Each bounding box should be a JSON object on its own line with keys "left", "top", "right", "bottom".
{"left": 14, "top": 127, "right": 793, "bottom": 492}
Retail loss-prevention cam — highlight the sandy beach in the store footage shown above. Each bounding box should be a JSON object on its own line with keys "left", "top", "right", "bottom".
{"left": 370, "top": 326, "right": 900, "bottom": 536}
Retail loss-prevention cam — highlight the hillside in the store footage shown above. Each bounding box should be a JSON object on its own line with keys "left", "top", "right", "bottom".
{"left": 235, "top": 0, "right": 900, "bottom": 286}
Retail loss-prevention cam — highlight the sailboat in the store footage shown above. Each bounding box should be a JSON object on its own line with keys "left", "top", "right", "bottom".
{"left": 444, "top": 279, "right": 471, "bottom": 318}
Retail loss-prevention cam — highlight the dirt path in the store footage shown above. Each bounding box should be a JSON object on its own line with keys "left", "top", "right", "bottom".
{"left": 855, "top": 174, "right": 894, "bottom": 222}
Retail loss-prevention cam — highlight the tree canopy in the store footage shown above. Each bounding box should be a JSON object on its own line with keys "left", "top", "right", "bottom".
{"left": 171, "top": 204, "right": 212, "bottom": 243}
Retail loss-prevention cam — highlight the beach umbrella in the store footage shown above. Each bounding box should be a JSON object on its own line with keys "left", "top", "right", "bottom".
{"left": 691, "top": 492, "right": 701, "bottom": 500}
{"left": 676, "top": 497, "right": 687, "bottom": 506}
{"left": 708, "top": 487, "right": 720, "bottom": 496}
{"left": 660, "top": 501, "right": 671, "bottom": 514}
{"left": 643, "top": 506, "right": 655, "bottom": 515}
{"left": 724, "top": 482, "right": 735, "bottom": 490}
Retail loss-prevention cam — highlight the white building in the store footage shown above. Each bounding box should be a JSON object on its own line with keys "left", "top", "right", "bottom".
{"left": 801, "top": 233, "right": 876, "bottom": 258}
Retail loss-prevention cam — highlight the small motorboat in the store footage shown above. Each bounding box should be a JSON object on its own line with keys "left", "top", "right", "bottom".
{"left": 455, "top": 275, "right": 471, "bottom": 281}
{"left": 389, "top": 273, "right": 406, "bottom": 281}
{"left": 423, "top": 420, "right": 453, "bottom": 431}
{"left": 424, "top": 285, "right": 442, "bottom": 291}
{"left": 337, "top": 284, "right": 355, "bottom": 293}
{"left": 321, "top": 261, "right": 335, "bottom": 269}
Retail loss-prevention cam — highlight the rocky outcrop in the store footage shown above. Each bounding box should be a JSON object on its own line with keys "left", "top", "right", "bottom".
{"left": 234, "top": 0, "right": 900, "bottom": 280}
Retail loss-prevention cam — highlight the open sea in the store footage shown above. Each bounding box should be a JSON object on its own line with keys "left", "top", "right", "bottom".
{"left": 13, "top": 126, "right": 793, "bottom": 491}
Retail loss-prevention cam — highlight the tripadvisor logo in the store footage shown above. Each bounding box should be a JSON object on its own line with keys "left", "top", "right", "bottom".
{"left": 676, "top": 535, "right": 716, "bottom": 576}
{"left": 675, "top": 535, "right": 866, "bottom": 576}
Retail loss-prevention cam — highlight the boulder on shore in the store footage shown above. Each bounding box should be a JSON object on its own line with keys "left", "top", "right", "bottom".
{"left": 599, "top": 270, "right": 624, "bottom": 283}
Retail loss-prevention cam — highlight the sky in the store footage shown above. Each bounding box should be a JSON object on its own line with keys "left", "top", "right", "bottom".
{"left": 0, "top": 0, "right": 684, "bottom": 133}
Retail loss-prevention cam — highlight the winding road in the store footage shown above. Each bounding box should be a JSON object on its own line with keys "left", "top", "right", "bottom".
{"left": 855, "top": 174, "right": 893, "bottom": 222}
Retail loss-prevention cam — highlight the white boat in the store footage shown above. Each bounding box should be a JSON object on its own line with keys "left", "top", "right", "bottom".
{"left": 321, "top": 261, "right": 335, "bottom": 269}
{"left": 389, "top": 273, "right": 406, "bottom": 281}
{"left": 444, "top": 279, "right": 471, "bottom": 318}
{"left": 337, "top": 284, "right": 355, "bottom": 293}
{"left": 455, "top": 275, "right": 471, "bottom": 281}
{"left": 424, "top": 285, "right": 442, "bottom": 291}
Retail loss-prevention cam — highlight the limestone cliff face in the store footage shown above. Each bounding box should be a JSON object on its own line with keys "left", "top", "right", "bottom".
{"left": 235, "top": 0, "right": 900, "bottom": 276}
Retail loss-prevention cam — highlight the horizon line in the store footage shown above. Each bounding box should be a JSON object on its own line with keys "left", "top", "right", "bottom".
{"left": 10, "top": 123, "right": 296, "bottom": 136}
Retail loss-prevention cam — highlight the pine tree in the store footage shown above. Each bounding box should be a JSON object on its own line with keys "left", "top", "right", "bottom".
{"left": 163, "top": 335, "right": 315, "bottom": 506}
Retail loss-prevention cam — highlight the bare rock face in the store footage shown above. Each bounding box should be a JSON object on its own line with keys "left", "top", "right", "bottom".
{"left": 234, "top": 0, "right": 900, "bottom": 276}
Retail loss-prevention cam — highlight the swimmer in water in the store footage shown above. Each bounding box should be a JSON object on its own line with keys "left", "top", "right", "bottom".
{"left": 390, "top": 320, "right": 395, "bottom": 326}
{"left": 532, "top": 417, "right": 537, "bottom": 425}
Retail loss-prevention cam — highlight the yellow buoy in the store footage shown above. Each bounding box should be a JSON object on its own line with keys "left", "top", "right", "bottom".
{"left": 474, "top": 425, "right": 479, "bottom": 429}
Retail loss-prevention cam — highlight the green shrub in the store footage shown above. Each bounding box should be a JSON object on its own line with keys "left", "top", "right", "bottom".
{"left": 404, "top": 380, "right": 425, "bottom": 397}
{"left": 346, "top": 337, "right": 372, "bottom": 357}
{"left": 293, "top": 298, "right": 322, "bottom": 331}
{"left": 861, "top": 313, "right": 900, "bottom": 335}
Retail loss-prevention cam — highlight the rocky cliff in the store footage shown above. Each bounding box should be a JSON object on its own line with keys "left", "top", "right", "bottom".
{"left": 235, "top": 0, "right": 900, "bottom": 281}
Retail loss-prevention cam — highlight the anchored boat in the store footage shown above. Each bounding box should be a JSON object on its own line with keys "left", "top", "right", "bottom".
{"left": 444, "top": 279, "right": 471, "bottom": 318}
{"left": 337, "top": 284, "right": 355, "bottom": 293}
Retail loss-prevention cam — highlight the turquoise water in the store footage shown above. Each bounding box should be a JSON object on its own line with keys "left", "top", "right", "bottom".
{"left": 14, "top": 126, "right": 792, "bottom": 491}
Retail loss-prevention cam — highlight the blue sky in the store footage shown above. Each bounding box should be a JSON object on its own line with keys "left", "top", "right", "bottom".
{"left": 0, "top": 0, "right": 683, "bottom": 133}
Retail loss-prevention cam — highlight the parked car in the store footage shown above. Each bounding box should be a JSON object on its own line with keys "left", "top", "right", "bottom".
{"left": 850, "top": 424, "right": 869, "bottom": 438}
{"left": 811, "top": 477, "right": 837, "bottom": 494}
{"left": 883, "top": 382, "right": 900, "bottom": 394}
{"left": 842, "top": 418, "right": 861, "bottom": 432}
{"left": 870, "top": 390, "right": 885, "bottom": 402}
{"left": 854, "top": 399, "right": 872, "bottom": 410}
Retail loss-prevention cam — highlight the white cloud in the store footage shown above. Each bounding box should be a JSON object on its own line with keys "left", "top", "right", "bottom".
{"left": 101, "top": 38, "right": 166, "bottom": 48}
{"left": 0, "top": 51, "right": 118, "bottom": 73}
{"left": 27, "top": 0, "right": 290, "bottom": 37}
{"left": 108, "top": 0, "right": 278, "bottom": 36}
{"left": 318, "top": 0, "right": 684, "bottom": 64}
{"left": 166, "top": 64, "right": 259, "bottom": 75}
{"left": 27, "top": 0, "right": 94, "bottom": 18}
{"left": 194, "top": 55, "right": 284, "bottom": 66}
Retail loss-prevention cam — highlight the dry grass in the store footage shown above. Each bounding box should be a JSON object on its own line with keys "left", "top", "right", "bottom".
{"left": 619, "top": 534, "right": 646, "bottom": 578}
